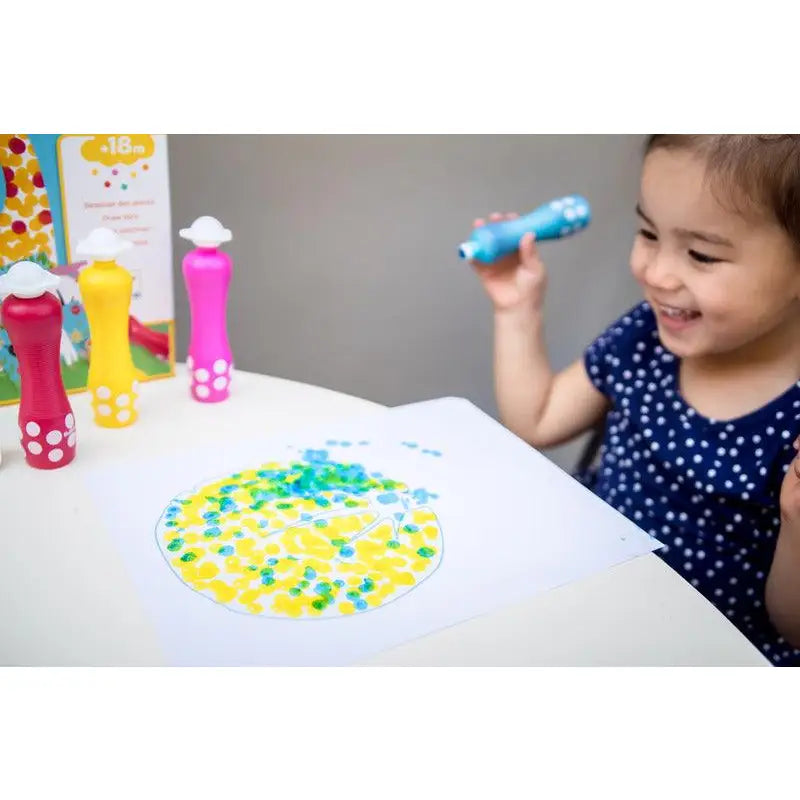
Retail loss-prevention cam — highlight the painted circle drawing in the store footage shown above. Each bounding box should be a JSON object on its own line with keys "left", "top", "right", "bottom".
{"left": 155, "top": 448, "right": 443, "bottom": 618}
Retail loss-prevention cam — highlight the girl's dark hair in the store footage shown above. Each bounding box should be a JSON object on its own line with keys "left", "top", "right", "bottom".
{"left": 645, "top": 134, "right": 800, "bottom": 253}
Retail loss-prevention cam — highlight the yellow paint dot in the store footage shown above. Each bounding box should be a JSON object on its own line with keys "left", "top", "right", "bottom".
{"left": 198, "top": 562, "right": 219, "bottom": 579}
{"left": 91, "top": 168, "right": 98, "bottom": 175}
{"left": 131, "top": 171, "right": 137, "bottom": 178}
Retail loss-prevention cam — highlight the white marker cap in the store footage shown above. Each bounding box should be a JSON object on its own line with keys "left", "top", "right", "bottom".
{"left": 0, "top": 260, "right": 61, "bottom": 299}
{"left": 179, "top": 216, "right": 232, "bottom": 248}
{"left": 75, "top": 228, "right": 134, "bottom": 260}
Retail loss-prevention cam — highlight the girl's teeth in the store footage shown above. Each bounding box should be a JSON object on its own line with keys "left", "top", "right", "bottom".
{"left": 660, "top": 305, "right": 699, "bottom": 320}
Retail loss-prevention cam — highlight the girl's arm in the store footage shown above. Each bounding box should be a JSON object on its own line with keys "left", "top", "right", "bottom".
{"left": 494, "top": 308, "right": 610, "bottom": 449}
{"left": 766, "top": 444, "right": 800, "bottom": 647}
{"left": 472, "top": 214, "right": 610, "bottom": 451}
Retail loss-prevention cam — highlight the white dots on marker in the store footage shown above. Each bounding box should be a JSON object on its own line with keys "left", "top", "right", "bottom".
{"left": 65, "top": 414, "right": 74, "bottom": 430}
{"left": 48, "top": 448, "right": 64, "bottom": 463}
{"left": 46, "top": 430, "right": 62, "bottom": 446}
{"left": 195, "top": 368, "right": 210, "bottom": 383}
{"left": 27, "top": 441, "right": 43, "bottom": 455}
{"left": 213, "top": 377, "right": 228, "bottom": 391}
{"left": 116, "top": 394, "right": 130, "bottom": 407}
{"left": 96, "top": 386, "right": 112, "bottom": 400}
{"left": 196, "top": 385, "right": 211, "bottom": 399}
{"left": 213, "top": 359, "right": 228, "bottom": 375}
{"left": 98, "top": 404, "right": 112, "bottom": 416}
{"left": 26, "top": 421, "right": 40, "bottom": 437}
{"left": 67, "top": 433, "right": 76, "bottom": 448}
{"left": 117, "top": 410, "right": 131, "bottom": 424}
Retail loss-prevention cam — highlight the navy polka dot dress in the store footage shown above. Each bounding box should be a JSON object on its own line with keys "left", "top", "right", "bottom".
{"left": 580, "top": 302, "right": 800, "bottom": 666}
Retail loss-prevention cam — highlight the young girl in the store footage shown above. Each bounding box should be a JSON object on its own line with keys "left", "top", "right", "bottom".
{"left": 472, "top": 135, "right": 800, "bottom": 666}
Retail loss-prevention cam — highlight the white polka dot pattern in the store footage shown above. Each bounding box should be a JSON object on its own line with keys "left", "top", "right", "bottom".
{"left": 579, "top": 301, "right": 800, "bottom": 666}
{"left": 189, "top": 355, "right": 232, "bottom": 403}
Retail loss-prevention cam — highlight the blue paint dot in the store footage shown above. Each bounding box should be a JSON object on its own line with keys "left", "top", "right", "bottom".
{"left": 219, "top": 545, "right": 235, "bottom": 556}
{"left": 261, "top": 575, "right": 275, "bottom": 586}
{"left": 219, "top": 498, "right": 236, "bottom": 512}
{"left": 258, "top": 520, "right": 269, "bottom": 528}
{"left": 394, "top": 512, "right": 404, "bottom": 521}
{"left": 354, "top": 599, "right": 368, "bottom": 611}
{"left": 377, "top": 492, "right": 399, "bottom": 505}
{"left": 339, "top": 546, "right": 355, "bottom": 558}
{"left": 334, "top": 579, "right": 346, "bottom": 588}
{"left": 203, "top": 526, "right": 222, "bottom": 538}
{"left": 326, "top": 440, "right": 338, "bottom": 446}
{"left": 314, "top": 519, "right": 329, "bottom": 528}
{"left": 431, "top": 450, "right": 442, "bottom": 457}
{"left": 304, "top": 567, "right": 317, "bottom": 580}
{"left": 234, "top": 531, "right": 245, "bottom": 539}
{"left": 267, "top": 558, "right": 279, "bottom": 566}
{"left": 301, "top": 513, "right": 313, "bottom": 521}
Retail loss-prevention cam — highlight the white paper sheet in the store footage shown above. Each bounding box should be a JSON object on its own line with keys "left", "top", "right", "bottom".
{"left": 84, "top": 397, "right": 660, "bottom": 665}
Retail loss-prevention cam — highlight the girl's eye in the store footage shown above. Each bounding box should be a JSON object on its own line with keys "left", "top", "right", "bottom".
{"left": 689, "top": 249, "right": 721, "bottom": 265}
{"left": 638, "top": 229, "right": 657, "bottom": 241}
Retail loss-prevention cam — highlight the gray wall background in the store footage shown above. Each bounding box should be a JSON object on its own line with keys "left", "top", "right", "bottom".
{"left": 168, "top": 135, "right": 644, "bottom": 470}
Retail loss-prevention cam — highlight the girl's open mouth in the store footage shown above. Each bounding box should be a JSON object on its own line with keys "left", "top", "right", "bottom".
{"left": 656, "top": 303, "right": 702, "bottom": 331}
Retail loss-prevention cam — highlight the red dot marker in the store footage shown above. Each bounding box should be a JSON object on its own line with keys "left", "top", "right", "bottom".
{"left": 33, "top": 171, "right": 45, "bottom": 189}
{"left": 8, "top": 136, "right": 26, "bottom": 155}
{"left": 11, "top": 220, "right": 27, "bottom": 234}
{"left": 38, "top": 210, "right": 52, "bottom": 225}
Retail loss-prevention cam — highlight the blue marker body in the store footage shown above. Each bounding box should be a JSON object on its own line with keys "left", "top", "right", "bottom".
{"left": 459, "top": 195, "right": 591, "bottom": 264}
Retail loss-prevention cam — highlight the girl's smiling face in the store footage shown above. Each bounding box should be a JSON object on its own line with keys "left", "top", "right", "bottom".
{"left": 630, "top": 147, "right": 800, "bottom": 360}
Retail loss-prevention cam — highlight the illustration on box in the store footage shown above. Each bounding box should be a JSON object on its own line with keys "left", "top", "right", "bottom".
{"left": 0, "top": 134, "right": 173, "bottom": 405}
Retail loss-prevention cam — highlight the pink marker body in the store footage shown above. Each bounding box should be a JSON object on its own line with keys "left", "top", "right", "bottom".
{"left": 0, "top": 263, "right": 76, "bottom": 469}
{"left": 180, "top": 217, "right": 234, "bottom": 403}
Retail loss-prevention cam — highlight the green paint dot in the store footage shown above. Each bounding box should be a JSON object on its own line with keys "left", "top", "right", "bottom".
{"left": 386, "top": 540, "right": 401, "bottom": 549}
{"left": 277, "top": 502, "right": 293, "bottom": 510}
{"left": 346, "top": 590, "right": 360, "bottom": 601}
{"left": 402, "top": 524, "right": 420, "bottom": 533}
{"left": 331, "top": 538, "right": 347, "bottom": 547}
{"left": 247, "top": 565, "right": 258, "bottom": 571}
{"left": 311, "top": 599, "right": 326, "bottom": 611}
{"left": 166, "top": 538, "right": 184, "bottom": 552}
{"left": 345, "top": 500, "right": 360, "bottom": 508}
{"left": 180, "top": 551, "right": 197, "bottom": 562}
{"left": 417, "top": 546, "right": 435, "bottom": 558}
{"left": 289, "top": 587, "right": 302, "bottom": 597}
{"left": 300, "top": 580, "right": 310, "bottom": 589}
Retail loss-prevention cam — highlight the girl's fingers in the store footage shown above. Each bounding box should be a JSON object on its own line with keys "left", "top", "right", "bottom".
{"left": 519, "top": 232, "right": 539, "bottom": 262}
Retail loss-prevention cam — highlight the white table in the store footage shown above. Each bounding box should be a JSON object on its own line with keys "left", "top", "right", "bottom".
{"left": 0, "top": 366, "right": 768, "bottom": 666}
